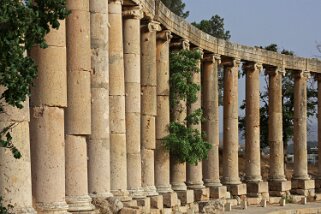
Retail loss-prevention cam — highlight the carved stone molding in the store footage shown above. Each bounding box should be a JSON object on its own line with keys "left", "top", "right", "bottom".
{"left": 109, "top": 0, "right": 123, "bottom": 4}
{"left": 122, "top": 6, "right": 143, "bottom": 19}
{"left": 221, "top": 57, "right": 241, "bottom": 68}
{"left": 293, "top": 70, "right": 311, "bottom": 79}
{"left": 243, "top": 62, "right": 262, "bottom": 73}
{"left": 157, "top": 30, "right": 172, "bottom": 42}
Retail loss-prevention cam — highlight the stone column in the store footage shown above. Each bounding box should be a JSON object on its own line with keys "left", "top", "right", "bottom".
{"left": 202, "top": 54, "right": 227, "bottom": 199}
{"left": 30, "top": 21, "right": 69, "bottom": 213}
{"left": 316, "top": 74, "right": 321, "bottom": 192}
{"left": 266, "top": 67, "right": 291, "bottom": 196}
{"left": 88, "top": 0, "right": 113, "bottom": 199}
{"left": 0, "top": 100, "right": 36, "bottom": 213}
{"left": 141, "top": 20, "right": 161, "bottom": 196}
{"left": 123, "top": 6, "right": 144, "bottom": 198}
{"left": 156, "top": 30, "right": 172, "bottom": 194}
{"left": 243, "top": 62, "right": 268, "bottom": 197}
{"left": 221, "top": 58, "right": 247, "bottom": 196}
{"left": 109, "top": 0, "right": 129, "bottom": 200}
{"left": 291, "top": 70, "right": 315, "bottom": 196}
{"left": 65, "top": 1, "right": 94, "bottom": 212}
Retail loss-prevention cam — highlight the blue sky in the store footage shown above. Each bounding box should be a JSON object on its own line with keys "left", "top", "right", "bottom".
{"left": 183, "top": 0, "right": 321, "bottom": 139}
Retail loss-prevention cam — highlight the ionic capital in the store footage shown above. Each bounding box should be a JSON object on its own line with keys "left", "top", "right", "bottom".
{"left": 122, "top": 6, "right": 143, "bottom": 20}
{"left": 170, "top": 39, "right": 190, "bottom": 50}
{"left": 265, "top": 66, "right": 286, "bottom": 77}
{"left": 182, "top": 39, "right": 190, "bottom": 50}
{"left": 109, "top": 0, "right": 123, "bottom": 4}
{"left": 203, "top": 54, "right": 221, "bottom": 64}
{"left": 297, "top": 70, "right": 311, "bottom": 79}
{"left": 157, "top": 30, "right": 172, "bottom": 42}
{"left": 242, "top": 62, "right": 262, "bottom": 73}
{"left": 221, "top": 57, "right": 241, "bottom": 68}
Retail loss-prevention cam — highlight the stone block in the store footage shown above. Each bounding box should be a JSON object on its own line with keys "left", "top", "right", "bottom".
{"left": 261, "top": 199, "right": 267, "bottom": 207}
{"left": 193, "top": 188, "right": 209, "bottom": 201}
{"left": 247, "top": 181, "right": 268, "bottom": 195}
{"left": 124, "top": 55, "right": 140, "bottom": 84}
{"left": 151, "top": 208, "right": 161, "bottom": 214}
{"left": 269, "top": 180, "right": 291, "bottom": 192}
{"left": 162, "top": 208, "right": 172, "bottom": 214}
{"left": 226, "top": 199, "right": 237, "bottom": 206}
{"left": 150, "top": 195, "right": 163, "bottom": 209}
{"left": 90, "top": 15, "right": 108, "bottom": 49}
{"left": 141, "top": 115, "right": 156, "bottom": 149}
{"left": 246, "top": 197, "right": 262, "bottom": 205}
{"left": 178, "top": 205, "right": 188, "bottom": 213}
{"left": 268, "top": 197, "right": 282, "bottom": 205}
{"left": 291, "top": 179, "right": 315, "bottom": 190}
{"left": 162, "top": 192, "right": 178, "bottom": 208}
{"left": 119, "top": 207, "right": 140, "bottom": 214}
{"left": 156, "top": 96, "right": 170, "bottom": 139}
{"left": 126, "top": 112, "right": 141, "bottom": 153}
{"left": 141, "top": 86, "right": 157, "bottom": 116}
{"left": 44, "top": 20, "right": 66, "bottom": 47}
{"left": 227, "top": 183, "right": 247, "bottom": 196}
{"left": 209, "top": 186, "right": 227, "bottom": 199}
{"left": 315, "top": 193, "right": 321, "bottom": 201}
{"left": 241, "top": 200, "right": 247, "bottom": 209}
{"left": 291, "top": 195, "right": 305, "bottom": 203}
{"left": 269, "top": 191, "right": 287, "bottom": 197}
{"left": 125, "top": 82, "right": 141, "bottom": 113}
{"left": 280, "top": 198, "right": 286, "bottom": 206}
{"left": 109, "top": 96, "right": 126, "bottom": 133}
{"left": 123, "top": 200, "right": 138, "bottom": 207}
{"left": 176, "top": 190, "right": 194, "bottom": 205}
{"left": 301, "top": 197, "right": 307, "bottom": 205}
{"left": 315, "top": 179, "right": 321, "bottom": 189}
{"left": 67, "top": 0, "right": 89, "bottom": 10}
{"left": 137, "top": 197, "right": 151, "bottom": 213}
{"left": 224, "top": 203, "right": 232, "bottom": 211}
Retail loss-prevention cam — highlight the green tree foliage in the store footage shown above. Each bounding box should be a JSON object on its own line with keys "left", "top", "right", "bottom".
{"left": 161, "top": 0, "right": 189, "bottom": 18}
{"left": 192, "top": 15, "right": 231, "bottom": 41}
{"left": 239, "top": 44, "right": 317, "bottom": 149}
{"left": 163, "top": 50, "right": 211, "bottom": 165}
{"left": 0, "top": 0, "right": 69, "bottom": 158}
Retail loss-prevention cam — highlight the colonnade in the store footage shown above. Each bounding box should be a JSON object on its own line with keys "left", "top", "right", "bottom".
{"left": 1, "top": 0, "right": 321, "bottom": 213}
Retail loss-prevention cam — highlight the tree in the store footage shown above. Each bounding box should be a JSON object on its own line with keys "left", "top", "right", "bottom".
{"left": 192, "top": 15, "right": 231, "bottom": 41}
{"left": 161, "top": 0, "right": 189, "bottom": 18}
{"left": 239, "top": 44, "right": 318, "bottom": 150}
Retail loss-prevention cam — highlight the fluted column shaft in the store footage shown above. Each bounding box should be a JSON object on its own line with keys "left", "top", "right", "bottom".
{"left": 88, "top": 0, "right": 112, "bottom": 198}
{"left": 244, "top": 62, "right": 262, "bottom": 182}
{"left": 202, "top": 54, "right": 221, "bottom": 187}
{"left": 123, "top": 6, "right": 144, "bottom": 198}
{"left": 30, "top": 22, "right": 69, "bottom": 213}
{"left": 108, "top": 0, "right": 129, "bottom": 199}
{"left": 268, "top": 68, "right": 286, "bottom": 181}
{"left": 141, "top": 21, "right": 161, "bottom": 196}
{"left": 293, "top": 71, "right": 310, "bottom": 180}
{"left": 222, "top": 58, "right": 241, "bottom": 185}
{"left": 155, "top": 30, "right": 172, "bottom": 193}
{"left": 187, "top": 48, "right": 205, "bottom": 189}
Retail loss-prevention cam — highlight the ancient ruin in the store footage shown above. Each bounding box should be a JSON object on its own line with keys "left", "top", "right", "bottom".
{"left": 1, "top": 0, "right": 321, "bottom": 213}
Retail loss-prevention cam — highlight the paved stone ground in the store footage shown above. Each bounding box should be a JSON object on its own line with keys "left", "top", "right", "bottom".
{"left": 229, "top": 202, "right": 321, "bottom": 213}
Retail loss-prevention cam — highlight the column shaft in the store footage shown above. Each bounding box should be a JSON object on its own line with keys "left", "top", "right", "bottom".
{"left": 30, "top": 21, "right": 69, "bottom": 213}
{"left": 0, "top": 100, "right": 36, "bottom": 213}
{"left": 268, "top": 69, "right": 286, "bottom": 181}
{"left": 88, "top": 0, "right": 112, "bottom": 198}
{"left": 108, "top": 0, "right": 128, "bottom": 199}
{"left": 202, "top": 55, "right": 221, "bottom": 187}
{"left": 293, "top": 71, "right": 309, "bottom": 180}
{"left": 244, "top": 63, "right": 262, "bottom": 182}
{"left": 155, "top": 30, "right": 172, "bottom": 193}
{"left": 141, "top": 21, "right": 161, "bottom": 196}
{"left": 123, "top": 7, "right": 144, "bottom": 198}
{"left": 222, "top": 59, "right": 241, "bottom": 185}
{"left": 187, "top": 49, "right": 204, "bottom": 189}
{"left": 318, "top": 76, "right": 321, "bottom": 177}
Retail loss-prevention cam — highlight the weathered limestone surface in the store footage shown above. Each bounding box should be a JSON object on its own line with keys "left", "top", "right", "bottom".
{"left": 109, "top": 0, "right": 129, "bottom": 200}
{"left": 88, "top": 0, "right": 112, "bottom": 199}
{"left": 155, "top": 30, "right": 172, "bottom": 194}
{"left": 202, "top": 54, "right": 221, "bottom": 187}
{"left": 187, "top": 48, "right": 205, "bottom": 191}
{"left": 0, "top": 99, "right": 36, "bottom": 214}
{"left": 65, "top": 0, "right": 94, "bottom": 212}
{"left": 317, "top": 74, "right": 321, "bottom": 192}
{"left": 222, "top": 58, "right": 241, "bottom": 186}
{"left": 141, "top": 20, "right": 161, "bottom": 196}
{"left": 30, "top": 21, "right": 69, "bottom": 214}
{"left": 123, "top": 6, "right": 144, "bottom": 198}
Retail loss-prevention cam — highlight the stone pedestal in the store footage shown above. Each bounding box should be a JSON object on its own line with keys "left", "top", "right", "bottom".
{"left": 141, "top": 20, "right": 161, "bottom": 196}
{"left": 0, "top": 101, "right": 36, "bottom": 214}
{"left": 269, "top": 180, "right": 291, "bottom": 196}
{"left": 243, "top": 62, "right": 263, "bottom": 183}
{"left": 30, "top": 21, "right": 69, "bottom": 214}
{"left": 246, "top": 181, "right": 269, "bottom": 197}
{"left": 176, "top": 190, "right": 194, "bottom": 205}
{"left": 202, "top": 54, "right": 222, "bottom": 188}
{"left": 88, "top": 0, "right": 113, "bottom": 199}
{"left": 291, "top": 179, "right": 315, "bottom": 196}
{"left": 123, "top": 6, "right": 145, "bottom": 199}
{"left": 161, "top": 192, "right": 178, "bottom": 208}
{"left": 155, "top": 30, "right": 172, "bottom": 194}
{"left": 209, "top": 186, "right": 227, "bottom": 199}
{"left": 221, "top": 58, "right": 241, "bottom": 185}
{"left": 109, "top": 0, "right": 129, "bottom": 200}
{"left": 227, "top": 183, "right": 247, "bottom": 197}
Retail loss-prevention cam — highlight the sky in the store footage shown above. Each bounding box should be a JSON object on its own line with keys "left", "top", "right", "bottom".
{"left": 183, "top": 0, "right": 321, "bottom": 139}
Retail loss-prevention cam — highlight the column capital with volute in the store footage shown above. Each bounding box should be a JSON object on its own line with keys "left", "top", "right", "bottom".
{"left": 122, "top": 6, "right": 143, "bottom": 19}
{"left": 242, "top": 61, "right": 262, "bottom": 72}
{"left": 157, "top": 30, "right": 172, "bottom": 42}
{"left": 221, "top": 57, "right": 241, "bottom": 68}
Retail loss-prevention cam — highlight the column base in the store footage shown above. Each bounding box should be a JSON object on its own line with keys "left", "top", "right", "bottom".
{"left": 128, "top": 188, "right": 146, "bottom": 199}
{"left": 226, "top": 183, "right": 247, "bottom": 196}
{"left": 176, "top": 190, "right": 194, "bottom": 205}
{"left": 66, "top": 195, "right": 95, "bottom": 213}
{"left": 156, "top": 185, "right": 172, "bottom": 194}
{"left": 269, "top": 180, "right": 291, "bottom": 197}
{"left": 89, "top": 192, "right": 113, "bottom": 198}
{"left": 171, "top": 182, "right": 187, "bottom": 191}
{"left": 291, "top": 179, "right": 315, "bottom": 196}
{"left": 35, "top": 201, "right": 70, "bottom": 214}
{"left": 209, "top": 186, "right": 227, "bottom": 199}
{"left": 111, "top": 190, "right": 132, "bottom": 202}
{"left": 246, "top": 181, "right": 268, "bottom": 197}
{"left": 204, "top": 180, "right": 222, "bottom": 187}
{"left": 143, "top": 185, "right": 158, "bottom": 196}
{"left": 15, "top": 207, "right": 37, "bottom": 214}
{"left": 186, "top": 181, "right": 204, "bottom": 190}
{"left": 160, "top": 192, "right": 178, "bottom": 208}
